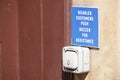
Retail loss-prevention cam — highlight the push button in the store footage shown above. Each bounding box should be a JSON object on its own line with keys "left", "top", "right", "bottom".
{"left": 63, "top": 51, "right": 78, "bottom": 70}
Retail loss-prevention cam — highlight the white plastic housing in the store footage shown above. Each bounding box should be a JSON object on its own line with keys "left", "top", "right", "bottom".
{"left": 62, "top": 46, "right": 90, "bottom": 74}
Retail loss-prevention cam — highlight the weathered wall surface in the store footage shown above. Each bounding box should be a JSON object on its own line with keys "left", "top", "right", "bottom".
{"left": 116, "top": 0, "right": 120, "bottom": 80}
{"left": 73, "top": 0, "right": 118, "bottom": 80}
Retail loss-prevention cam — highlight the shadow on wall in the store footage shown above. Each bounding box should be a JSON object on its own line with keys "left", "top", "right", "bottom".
{"left": 74, "top": 72, "right": 88, "bottom": 80}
